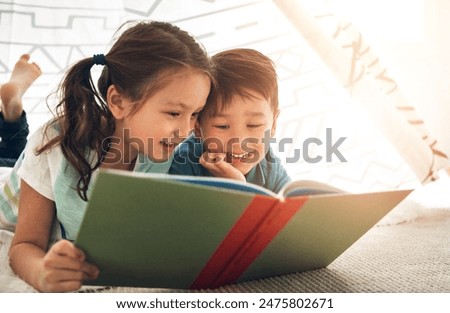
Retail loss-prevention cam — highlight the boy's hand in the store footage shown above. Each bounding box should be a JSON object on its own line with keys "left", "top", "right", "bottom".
{"left": 37, "top": 239, "right": 99, "bottom": 292}
{"left": 200, "top": 152, "right": 246, "bottom": 181}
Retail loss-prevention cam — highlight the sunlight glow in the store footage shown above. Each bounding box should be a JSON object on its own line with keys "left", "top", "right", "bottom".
{"left": 328, "top": 0, "right": 425, "bottom": 43}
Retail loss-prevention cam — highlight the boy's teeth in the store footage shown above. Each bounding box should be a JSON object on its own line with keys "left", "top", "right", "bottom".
{"left": 230, "top": 153, "right": 248, "bottom": 159}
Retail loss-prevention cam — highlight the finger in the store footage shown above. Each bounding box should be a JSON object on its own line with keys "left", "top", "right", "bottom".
{"left": 46, "top": 256, "right": 97, "bottom": 279}
{"left": 200, "top": 156, "right": 228, "bottom": 175}
{"left": 81, "top": 262, "right": 100, "bottom": 280}
{"left": 212, "top": 153, "right": 226, "bottom": 163}
{"left": 40, "top": 262, "right": 99, "bottom": 292}
{"left": 213, "top": 158, "right": 232, "bottom": 172}
{"left": 43, "top": 252, "right": 86, "bottom": 273}
{"left": 200, "top": 153, "right": 219, "bottom": 169}
{"left": 48, "top": 280, "right": 83, "bottom": 293}
{"left": 41, "top": 274, "right": 84, "bottom": 293}
{"left": 203, "top": 152, "right": 226, "bottom": 164}
{"left": 201, "top": 152, "right": 217, "bottom": 163}
{"left": 48, "top": 242, "right": 99, "bottom": 279}
{"left": 51, "top": 240, "right": 85, "bottom": 261}
{"left": 42, "top": 266, "right": 89, "bottom": 284}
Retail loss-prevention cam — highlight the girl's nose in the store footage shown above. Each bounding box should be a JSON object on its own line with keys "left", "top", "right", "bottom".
{"left": 176, "top": 118, "right": 193, "bottom": 139}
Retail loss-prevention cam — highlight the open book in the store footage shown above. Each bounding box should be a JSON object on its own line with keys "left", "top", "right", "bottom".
{"left": 75, "top": 169, "right": 412, "bottom": 289}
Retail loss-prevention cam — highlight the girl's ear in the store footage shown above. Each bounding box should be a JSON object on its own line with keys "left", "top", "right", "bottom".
{"left": 107, "top": 85, "right": 126, "bottom": 120}
{"left": 270, "top": 109, "right": 280, "bottom": 137}
{"left": 194, "top": 120, "right": 202, "bottom": 138}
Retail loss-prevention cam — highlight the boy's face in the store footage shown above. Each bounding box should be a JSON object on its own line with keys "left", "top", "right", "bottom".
{"left": 196, "top": 90, "right": 277, "bottom": 175}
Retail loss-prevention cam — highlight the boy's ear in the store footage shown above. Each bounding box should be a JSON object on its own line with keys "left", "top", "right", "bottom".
{"left": 194, "top": 120, "right": 202, "bottom": 138}
{"left": 270, "top": 109, "right": 280, "bottom": 137}
{"left": 107, "top": 85, "right": 126, "bottom": 120}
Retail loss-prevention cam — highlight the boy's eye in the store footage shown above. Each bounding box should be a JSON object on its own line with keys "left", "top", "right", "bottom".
{"left": 214, "top": 125, "right": 230, "bottom": 129}
{"left": 248, "top": 124, "right": 263, "bottom": 128}
{"left": 167, "top": 112, "right": 180, "bottom": 117}
{"left": 191, "top": 111, "right": 201, "bottom": 119}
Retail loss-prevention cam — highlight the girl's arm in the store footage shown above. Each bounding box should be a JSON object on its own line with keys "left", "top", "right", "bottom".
{"left": 8, "top": 180, "right": 99, "bottom": 292}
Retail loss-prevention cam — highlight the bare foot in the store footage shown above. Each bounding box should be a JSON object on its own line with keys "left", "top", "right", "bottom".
{"left": 0, "top": 54, "right": 42, "bottom": 122}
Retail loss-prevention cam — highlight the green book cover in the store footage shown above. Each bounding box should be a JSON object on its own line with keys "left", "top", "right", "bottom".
{"left": 74, "top": 169, "right": 411, "bottom": 289}
{"left": 240, "top": 190, "right": 411, "bottom": 282}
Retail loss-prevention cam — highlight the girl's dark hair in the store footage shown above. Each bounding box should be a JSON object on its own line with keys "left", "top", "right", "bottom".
{"left": 38, "top": 20, "right": 213, "bottom": 201}
{"left": 201, "top": 48, "right": 278, "bottom": 118}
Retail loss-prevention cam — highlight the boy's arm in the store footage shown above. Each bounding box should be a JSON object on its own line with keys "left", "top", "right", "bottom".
{"left": 271, "top": 162, "right": 291, "bottom": 193}
{"left": 265, "top": 149, "right": 292, "bottom": 193}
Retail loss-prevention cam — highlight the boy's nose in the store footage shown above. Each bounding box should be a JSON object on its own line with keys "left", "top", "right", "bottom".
{"left": 228, "top": 126, "right": 245, "bottom": 140}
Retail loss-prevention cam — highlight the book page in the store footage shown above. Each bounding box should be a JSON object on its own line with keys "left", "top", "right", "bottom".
{"left": 99, "top": 170, "right": 279, "bottom": 197}
{"left": 168, "top": 174, "right": 278, "bottom": 197}
{"left": 280, "top": 180, "right": 346, "bottom": 198}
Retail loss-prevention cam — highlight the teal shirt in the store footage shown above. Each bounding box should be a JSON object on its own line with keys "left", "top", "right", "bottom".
{"left": 169, "top": 135, "right": 291, "bottom": 193}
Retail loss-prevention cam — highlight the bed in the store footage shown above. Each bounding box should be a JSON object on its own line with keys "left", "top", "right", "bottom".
{"left": 1, "top": 174, "right": 449, "bottom": 293}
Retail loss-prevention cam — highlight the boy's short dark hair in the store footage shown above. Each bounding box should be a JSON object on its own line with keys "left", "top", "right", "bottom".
{"left": 201, "top": 48, "right": 278, "bottom": 118}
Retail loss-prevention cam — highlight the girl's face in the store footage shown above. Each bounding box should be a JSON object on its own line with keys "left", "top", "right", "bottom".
{"left": 197, "top": 90, "right": 276, "bottom": 176}
{"left": 109, "top": 68, "right": 211, "bottom": 164}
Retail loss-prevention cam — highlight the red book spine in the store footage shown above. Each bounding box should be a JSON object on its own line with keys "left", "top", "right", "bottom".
{"left": 190, "top": 196, "right": 308, "bottom": 289}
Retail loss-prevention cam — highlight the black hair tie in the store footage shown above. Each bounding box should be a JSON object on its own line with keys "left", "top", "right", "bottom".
{"left": 93, "top": 54, "right": 106, "bottom": 65}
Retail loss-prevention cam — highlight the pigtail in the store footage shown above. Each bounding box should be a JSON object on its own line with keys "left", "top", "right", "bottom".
{"left": 38, "top": 57, "right": 115, "bottom": 201}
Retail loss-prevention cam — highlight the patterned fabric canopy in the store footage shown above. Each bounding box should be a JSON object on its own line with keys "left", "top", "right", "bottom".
{"left": 1, "top": 0, "right": 448, "bottom": 191}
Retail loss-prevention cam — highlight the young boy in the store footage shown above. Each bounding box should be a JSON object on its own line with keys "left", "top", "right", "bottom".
{"left": 0, "top": 54, "right": 41, "bottom": 167}
{"left": 170, "top": 48, "right": 291, "bottom": 193}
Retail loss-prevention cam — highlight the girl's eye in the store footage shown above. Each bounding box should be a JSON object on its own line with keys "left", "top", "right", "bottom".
{"left": 214, "top": 125, "right": 230, "bottom": 129}
{"left": 167, "top": 112, "right": 180, "bottom": 117}
{"left": 248, "top": 124, "right": 263, "bottom": 128}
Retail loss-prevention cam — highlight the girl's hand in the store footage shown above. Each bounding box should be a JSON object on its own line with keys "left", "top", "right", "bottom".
{"left": 37, "top": 240, "right": 99, "bottom": 292}
{"left": 200, "top": 152, "right": 246, "bottom": 181}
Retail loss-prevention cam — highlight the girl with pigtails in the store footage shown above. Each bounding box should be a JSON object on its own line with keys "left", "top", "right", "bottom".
{"left": 3, "top": 21, "right": 213, "bottom": 292}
